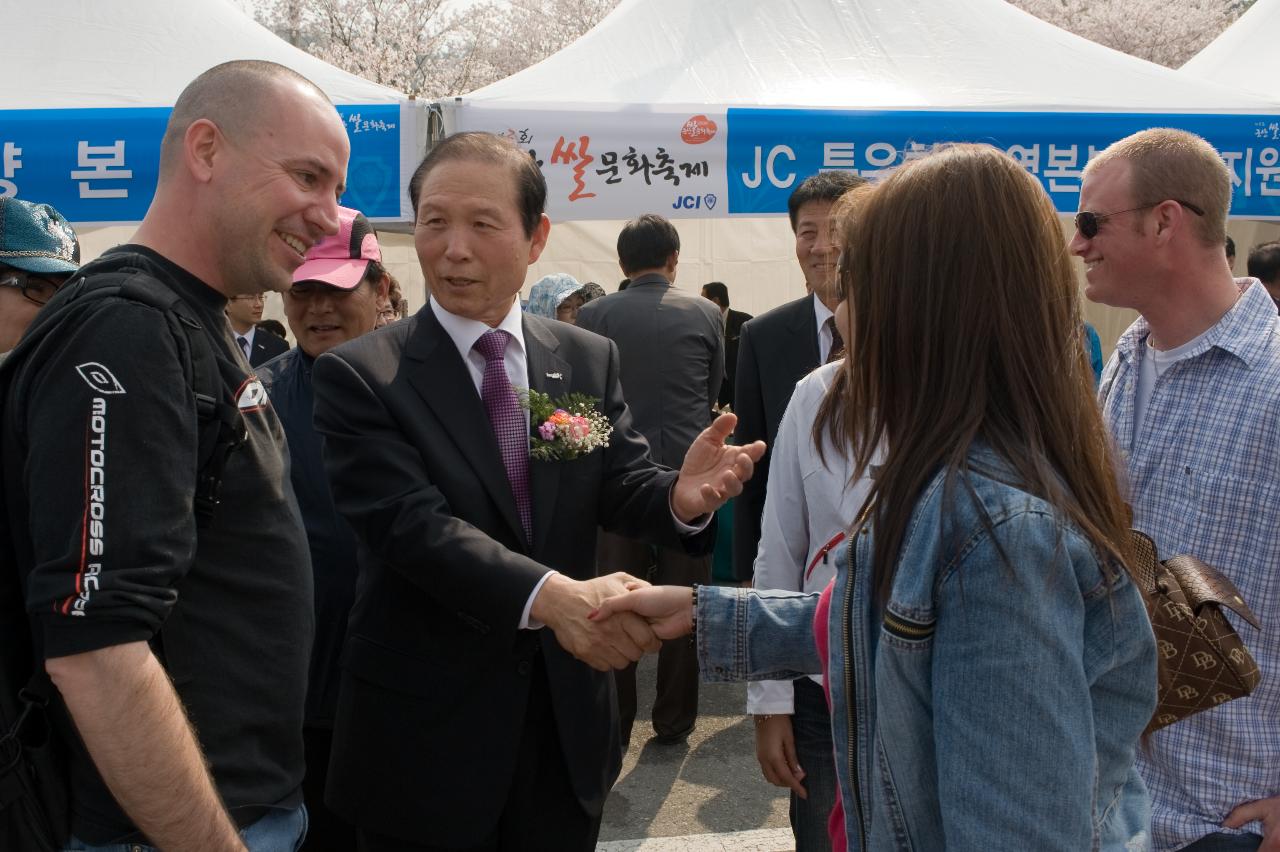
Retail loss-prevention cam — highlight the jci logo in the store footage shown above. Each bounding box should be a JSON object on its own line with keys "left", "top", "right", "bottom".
{"left": 672, "top": 194, "right": 718, "bottom": 210}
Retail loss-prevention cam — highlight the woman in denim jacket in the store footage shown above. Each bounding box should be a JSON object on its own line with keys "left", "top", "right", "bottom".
{"left": 592, "top": 145, "right": 1158, "bottom": 851}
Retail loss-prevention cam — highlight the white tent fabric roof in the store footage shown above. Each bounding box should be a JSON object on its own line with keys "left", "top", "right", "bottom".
{"left": 466, "top": 0, "right": 1267, "bottom": 111}
{"left": 1181, "top": 0, "right": 1280, "bottom": 98}
{"left": 1, "top": 0, "right": 404, "bottom": 107}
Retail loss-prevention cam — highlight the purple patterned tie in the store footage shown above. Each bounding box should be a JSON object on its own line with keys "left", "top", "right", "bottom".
{"left": 474, "top": 330, "right": 531, "bottom": 541}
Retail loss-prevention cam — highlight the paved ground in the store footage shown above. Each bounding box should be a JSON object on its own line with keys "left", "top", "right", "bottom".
{"left": 597, "top": 654, "right": 793, "bottom": 850}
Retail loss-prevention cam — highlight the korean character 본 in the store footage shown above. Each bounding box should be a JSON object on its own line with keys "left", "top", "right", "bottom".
{"left": 71, "top": 141, "right": 133, "bottom": 200}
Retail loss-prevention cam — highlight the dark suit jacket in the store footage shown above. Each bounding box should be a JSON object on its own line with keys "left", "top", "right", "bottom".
{"left": 720, "top": 307, "right": 752, "bottom": 409}
{"left": 731, "top": 295, "right": 820, "bottom": 582}
{"left": 576, "top": 273, "right": 723, "bottom": 468}
{"left": 247, "top": 326, "right": 288, "bottom": 367}
{"left": 311, "top": 304, "right": 713, "bottom": 845}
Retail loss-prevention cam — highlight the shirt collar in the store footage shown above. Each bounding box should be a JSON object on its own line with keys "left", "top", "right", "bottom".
{"left": 1115, "top": 278, "right": 1276, "bottom": 371}
{"left": 430, "top": 294, "right": 526, "bottom": 360}
{"left": 812, "top": 292, "right": 834, "bottom": 326}
{"left": 629, "top": 272, "right": 671, "bottom": 288}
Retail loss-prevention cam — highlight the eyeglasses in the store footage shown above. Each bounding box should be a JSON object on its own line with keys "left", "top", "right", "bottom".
{"left": 377, "top": 308, "right": 398, "bottom": 322}
{"left": 0, "top": 270, "right": 67, "bottom": 306}
{"left": 1074, "top": 199, "right": 1205, "bottom": 239}
{"left": 230, "top": 293, "right": 265, "bottom": 303}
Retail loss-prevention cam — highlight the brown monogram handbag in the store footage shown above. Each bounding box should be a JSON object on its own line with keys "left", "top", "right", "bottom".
{"left": 1129, "top": 530, "right": 1262, "bottom": 734}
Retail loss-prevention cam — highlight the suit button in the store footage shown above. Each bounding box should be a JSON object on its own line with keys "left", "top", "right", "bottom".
{"left": 517, "top": 661, "right": 532, "bottom": 676}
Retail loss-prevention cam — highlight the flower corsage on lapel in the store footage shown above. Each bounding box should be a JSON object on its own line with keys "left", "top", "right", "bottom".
{"left": 521, "top": 389, "right": 613, "bottom": 461}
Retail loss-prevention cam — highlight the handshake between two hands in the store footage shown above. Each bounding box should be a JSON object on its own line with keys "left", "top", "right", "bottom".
{"left": 529, "top": 412, "right": 766, "bottom": 672}
{"left": 532, "top": 573, "right": 699, "bottom": 672}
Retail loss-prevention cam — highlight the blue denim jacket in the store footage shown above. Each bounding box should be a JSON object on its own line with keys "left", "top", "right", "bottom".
{"left": 699, "top": 449, "right": 1157, "bottom": 851}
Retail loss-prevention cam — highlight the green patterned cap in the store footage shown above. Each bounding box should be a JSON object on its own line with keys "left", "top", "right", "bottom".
{"left": 0, "top": 197, "right": 80, "bottom": 275}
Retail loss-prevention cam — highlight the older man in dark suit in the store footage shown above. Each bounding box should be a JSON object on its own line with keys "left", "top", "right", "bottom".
{"left": 312, "top": 133, "right": 763, "bottom": 852}
{"left": 577, "top": 215, "right": 724, "bottom": 748}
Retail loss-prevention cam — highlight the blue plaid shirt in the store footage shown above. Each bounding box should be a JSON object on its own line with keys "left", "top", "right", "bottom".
{"left": 1101, "top": 279, "right": 1280, "bottom": 851}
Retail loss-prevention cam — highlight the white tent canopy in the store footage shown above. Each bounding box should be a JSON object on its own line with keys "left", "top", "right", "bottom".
{"left": 1, "top": 0, "right": 428, "bottom": 224}
{"left": 440, "top": 0, "right": 1280, "bottom": 345}
{"left": 444, "top": 0, "right": 1279, "bottom": 225}
{"left": 2, "top": 0, "right": 405, "bottom": 108}
{"left": 465, "top": 0, "right": 1263, "bottom": 110}
{"left": 1181, "top": 0, "right": 1280, "bottom": 98}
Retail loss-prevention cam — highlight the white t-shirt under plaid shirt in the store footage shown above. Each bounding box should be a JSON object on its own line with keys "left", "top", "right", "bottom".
{"left": 1100, "top": 278, "right": 1280, "bottom": 851}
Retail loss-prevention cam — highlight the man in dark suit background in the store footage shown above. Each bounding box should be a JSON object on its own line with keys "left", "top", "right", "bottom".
{"left": 312, "top": 132, "right": 763, "bottom": 851}
{"left": 226, "top": 292, "right": 289, "bottom": 366}
{"left": 700, "top": 281, "right": 752, "bottom": 409}
{"left": 577, "top": 215, "right": 724, "bottom": 748}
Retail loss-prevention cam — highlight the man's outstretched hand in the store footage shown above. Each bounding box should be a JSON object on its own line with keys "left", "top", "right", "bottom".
{"left": 530, "top": 573, "right": 662, "bottom": 671}
{"left": 671, "top": 413, "right": 767, "bottom": 524}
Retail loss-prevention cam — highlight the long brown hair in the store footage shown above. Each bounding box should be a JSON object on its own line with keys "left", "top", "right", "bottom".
{"left": 814, "top": 144, "right": 1131, "bottom": 602}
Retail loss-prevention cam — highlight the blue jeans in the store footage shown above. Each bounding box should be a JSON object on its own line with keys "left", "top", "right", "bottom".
{"left": 66, "top": 804, "right": 308, "bottom": 852}
{"left": 1182, "top": 834, "right": 1263, "bottom": 852}
{"left": 790, "top": 677, "right": 837, "bottom": 852}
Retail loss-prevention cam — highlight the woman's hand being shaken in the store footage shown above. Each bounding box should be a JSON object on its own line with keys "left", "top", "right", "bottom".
{"left": 588, "top": 584, "right": 696, "bottom": 644}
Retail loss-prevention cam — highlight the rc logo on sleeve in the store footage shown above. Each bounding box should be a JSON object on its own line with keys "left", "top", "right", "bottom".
{"left": 236, "top": 376, "right": 268, "bottom": 413}
{"left": 75, "top": 362, "right": 126, "bottom": 395}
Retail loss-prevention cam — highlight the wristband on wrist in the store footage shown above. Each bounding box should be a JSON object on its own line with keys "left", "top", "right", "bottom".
{"left": 690, "top": 584, "right": 698, "bottom": 634}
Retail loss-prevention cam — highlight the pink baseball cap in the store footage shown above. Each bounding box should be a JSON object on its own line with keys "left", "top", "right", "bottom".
{"left": 292, "top": 206, "right": 382, "bottom": 290}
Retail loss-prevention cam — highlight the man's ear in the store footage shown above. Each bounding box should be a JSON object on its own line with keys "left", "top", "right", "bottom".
{"left": 1151, "top": 199, "right": 1186, "bottom": 243}
{"left": 527, "top": 214, "right": 552, "bottom": 264}
{"left": 185, "top": 118, "right": 221, "bottom": 184}
{"left": 374, "top": 272, "right": 391, "bottom": 302}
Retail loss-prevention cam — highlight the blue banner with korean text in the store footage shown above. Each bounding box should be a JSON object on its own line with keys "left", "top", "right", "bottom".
{"left": 0, "top": 104, "right": 402, "bottom": 222}
{"left": 726, "top": 108, "right": 1280, "bottom": 219}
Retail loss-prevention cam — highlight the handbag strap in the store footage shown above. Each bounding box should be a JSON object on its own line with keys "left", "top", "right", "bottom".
{"left": 1127, "top": 529, "right": 1260, "bottom": 629}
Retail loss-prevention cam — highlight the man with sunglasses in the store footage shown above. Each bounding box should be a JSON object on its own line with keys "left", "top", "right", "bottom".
{"left": 1074, "top": 127, "right": 1280, "bottom": 852}
{"left": 0, "top": 197, "right": 80, "bottom": 356}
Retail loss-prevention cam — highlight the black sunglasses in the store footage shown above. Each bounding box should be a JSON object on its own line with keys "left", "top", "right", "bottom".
{"left": 1074, "top": 199, "right": 1205, "bottom": 239}
{"left": 0, "top": 270, "right": 67, "bottom": 307}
